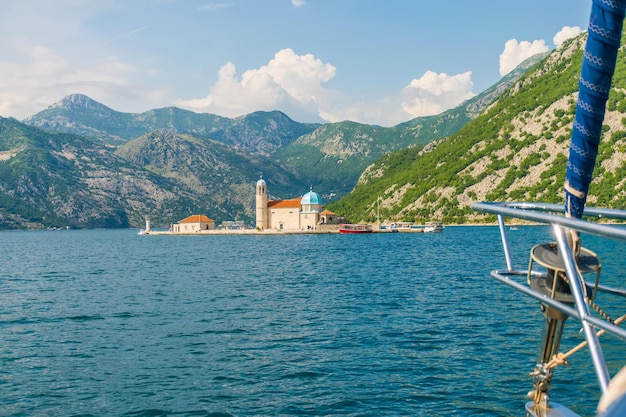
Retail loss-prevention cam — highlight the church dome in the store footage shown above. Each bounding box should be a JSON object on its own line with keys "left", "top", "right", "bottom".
{"left": 301, "top": 190, "right": 322, "bottom": 205}
{"left": 256, "top": 177, "right": 266, "bottom": 187}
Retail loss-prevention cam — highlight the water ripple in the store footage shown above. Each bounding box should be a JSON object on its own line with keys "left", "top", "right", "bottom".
{"left": 0, "top": 227, "right": 617, "bottom": 416}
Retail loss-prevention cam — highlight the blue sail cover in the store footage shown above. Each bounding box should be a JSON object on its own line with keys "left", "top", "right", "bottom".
{"left": 565, "top": 0, "right": 626, "bottom": 218}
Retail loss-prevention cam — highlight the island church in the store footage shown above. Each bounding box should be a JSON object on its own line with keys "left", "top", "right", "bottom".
{"left": 255, "top": 177, "right": 328, "bottom": 231}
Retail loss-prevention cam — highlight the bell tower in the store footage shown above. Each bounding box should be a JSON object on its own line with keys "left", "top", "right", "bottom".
{"left": 255, "top": 176, "right": 268, "bottom": 230}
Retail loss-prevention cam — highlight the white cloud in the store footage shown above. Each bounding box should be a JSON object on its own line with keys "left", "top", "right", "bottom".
{"left": 0, "top": 40, "right": 167, "bottom": 119}
{"left": 177, "top": 51, "right": 477, "bottom": 126}
{"left": 175, "top": 48, "right": 336, "bottom": 121}
{"left": 0, "top": 1, "right": 173, "bottom": 118}
{"left": 0, "top": 38, "right": 478, "bottom": 127}
{"left": 319, "top": 99, "right": 397, "bottom": 126}
{"left": 402, "top": 71, "right": 475, "bottom": 118}
{"left": 320, "top": 70, "right": 476, "bottom": 126}
{"left": 292, "top": 0, "right": 306, "bottom": 7}
{"left": 553, "top": 25, "right": 582, "bottom": 47}
{"left": 499, "top": 39, "right": 549, "bottom": 76}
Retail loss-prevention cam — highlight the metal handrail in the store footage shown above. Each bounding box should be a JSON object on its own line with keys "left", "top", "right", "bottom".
{"left": 490, "top": 269, "right": 626, "bottom": 341}
{"left": 472, "top": 201, "right": 626, "bottom": 336}
{"left": 472, "top": 201, "right": 626, "bottom": 412}
{"left": 553, "top": 225, "right": 610, "bottom": 391}
{"left": 472, "top": 202, "right": 626, "bottom": 241}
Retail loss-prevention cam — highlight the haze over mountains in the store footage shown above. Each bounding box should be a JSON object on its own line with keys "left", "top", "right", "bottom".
{"left": 3, "top": 36, "right": 624, "bottom": 230}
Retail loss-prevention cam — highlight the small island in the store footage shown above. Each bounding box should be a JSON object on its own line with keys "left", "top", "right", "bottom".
{"left": 142, "top": 176, "right": 443, "bottom": 235}
{"left": 144, "top": 176, "right": 346, "bottom": 235}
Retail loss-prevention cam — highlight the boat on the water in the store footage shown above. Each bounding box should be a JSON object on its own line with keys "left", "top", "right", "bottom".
{"left": 423, "top": 221, "right": 444, "bottom": 233}
{"left": 338, "top": 224, "right": 373, "bottom": 234}
{"left": 473, "top": 1, "right": 626, "bottom": 415}
{"left": 389, "top": 221, "right": 413, "bottom": 231}
{"left": 388, "top": 222, "right": 423, "bottom": 232}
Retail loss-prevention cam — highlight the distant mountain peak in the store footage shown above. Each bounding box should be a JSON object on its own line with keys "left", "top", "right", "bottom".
{"left": 42, "top": 94, "right": 113, "bottom": 114}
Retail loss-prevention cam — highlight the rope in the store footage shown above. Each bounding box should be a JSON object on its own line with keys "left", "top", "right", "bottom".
{"left": 559, "top": 269, "right": 612, "bottom": 323}
{"left": 590, "top": 298, "right": 613, "bottom": 323}
{"left": 546, "top": 314, "right": 626, "bottom": 370}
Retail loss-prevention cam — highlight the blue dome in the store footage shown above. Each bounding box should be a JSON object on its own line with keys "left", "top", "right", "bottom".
{"left": 256, "top": 178, "right": 266, "bottom": 187}
{"left": 301, "top": 190, "right": 322, "bottom": 205}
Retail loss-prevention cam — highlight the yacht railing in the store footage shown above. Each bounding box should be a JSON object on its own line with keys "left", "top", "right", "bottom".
{"left": 472, "top": 201, "right": 626, "bottom": 416}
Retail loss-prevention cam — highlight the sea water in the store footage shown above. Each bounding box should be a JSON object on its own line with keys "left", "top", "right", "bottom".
{"left": 1, "top": 226, "right": 624, "bottom": 416}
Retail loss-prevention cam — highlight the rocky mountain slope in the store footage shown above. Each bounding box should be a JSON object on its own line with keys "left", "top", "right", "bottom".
{"left": 24, "top": 95, "right": 319, "bottom": 154}
{"left": 0, "top": 115, "right": 313, "bottom": 229}
{"left": 115, "top": 130, "right": 304, "bottom": 218}
{"left": 328, "top": 33, "right": 626, "bottom": 224}
{"left": 0, "top": 117, "right": 208, "bottom": 228}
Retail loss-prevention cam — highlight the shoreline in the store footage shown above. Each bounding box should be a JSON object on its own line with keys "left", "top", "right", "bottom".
{"left": 142, "top": 222, "right": 516, "bottom": 236}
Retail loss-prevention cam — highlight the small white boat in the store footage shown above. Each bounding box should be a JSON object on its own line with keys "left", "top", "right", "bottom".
{"left": 389, "top": 221, "right": 414, "bottom": 231}
{"left": 338, "top": 224, "right": 373, "bottom": 234}
{"left": 388, "top": 222, "right": 423, "bottom": 232}
{"left": 423, "top": 221, "right": 444, "bottom": 233}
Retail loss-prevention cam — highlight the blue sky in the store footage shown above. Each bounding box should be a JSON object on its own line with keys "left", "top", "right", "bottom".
{"left": 0, "top": 0, "right": 591, "bottom": 126}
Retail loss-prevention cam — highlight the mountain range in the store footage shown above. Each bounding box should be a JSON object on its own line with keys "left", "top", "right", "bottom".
{"left": 0, "top": 44, "right": 599, "bottom": 229}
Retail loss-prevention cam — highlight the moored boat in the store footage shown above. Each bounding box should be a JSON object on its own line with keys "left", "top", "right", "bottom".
{"left": 338, "top": 224, "right": 373, "bottom": 234}
{"left": 389, "top": 221, "right": 414, "bottom": 231}
{"left": 388, "top": 222, "right": 423, "bottom": 232}
{"left": 423, "top": 221, "right": 444, "bottom": 233}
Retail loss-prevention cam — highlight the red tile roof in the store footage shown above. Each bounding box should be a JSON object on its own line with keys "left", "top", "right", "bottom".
{"left": 268, "top": 198, "right": 302, "bottom": 209}
{"left": 179, "top": 214, "right": 214, "bottom": 223}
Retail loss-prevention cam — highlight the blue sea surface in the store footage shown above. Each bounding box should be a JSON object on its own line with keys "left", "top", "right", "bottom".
{"left": 1, "top": 226, "right": 624, "bottom": 416}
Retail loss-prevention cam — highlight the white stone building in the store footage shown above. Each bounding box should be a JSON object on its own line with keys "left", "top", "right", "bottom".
{"left": 255, "top": 177, "right": 323, "bottom": 231}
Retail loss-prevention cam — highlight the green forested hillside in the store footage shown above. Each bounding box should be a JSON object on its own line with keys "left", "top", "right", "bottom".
{"left": 328, "top": 33, "right": 626, "bottom": 224}
{"left": 272, "top": 106, "right": 488, "bottom": 200}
